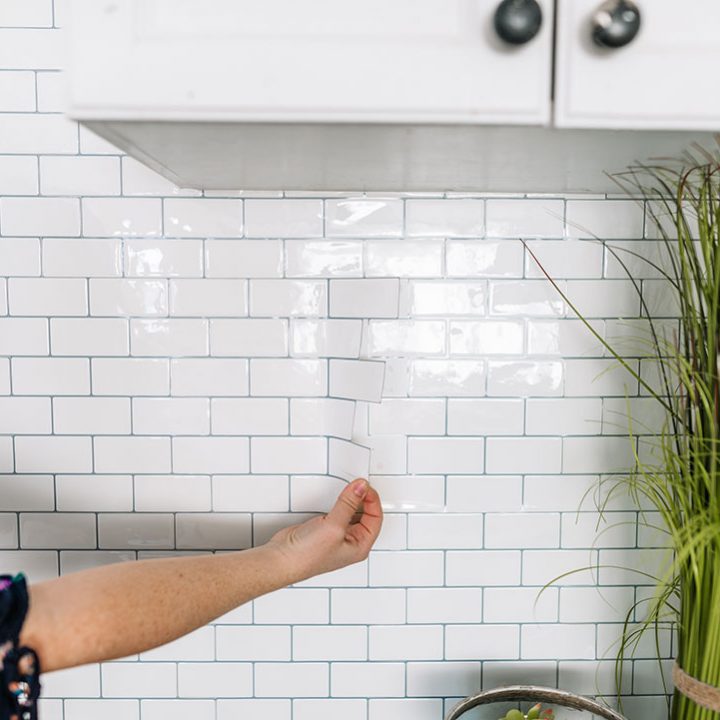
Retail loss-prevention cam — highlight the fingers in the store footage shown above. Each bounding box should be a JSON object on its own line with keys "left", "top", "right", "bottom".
{"left": 325, "top": 478, "right": 369, "bottom": 528}
{"left": 347, "top": 486, "right": 383, "bottom": 548}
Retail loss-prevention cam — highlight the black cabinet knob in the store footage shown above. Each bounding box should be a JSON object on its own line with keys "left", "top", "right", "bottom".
{"left": 494, "top": 0, "right": 543, "bottom": 45}
{"left": 592, "top": 0, "right": 641, "bottom": 48}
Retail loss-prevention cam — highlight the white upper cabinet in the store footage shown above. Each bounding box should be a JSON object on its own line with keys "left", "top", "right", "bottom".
{"left": 68, "top": 0, "right": 554, "bottom": 125}
{"left": 555, "top": 0, "right": 720, "bottom": 129}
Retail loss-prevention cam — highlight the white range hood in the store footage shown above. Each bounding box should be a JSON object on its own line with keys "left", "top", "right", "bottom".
{"left": 67, "top": 0, "right": 719, "bottom": 192}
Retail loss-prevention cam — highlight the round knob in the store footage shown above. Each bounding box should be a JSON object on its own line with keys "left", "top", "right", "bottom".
{"left": 494, "top": 0, "right": 543, "bottom": 45}
{"left": 592, "top": 0, "right": 641, "bottom": 48}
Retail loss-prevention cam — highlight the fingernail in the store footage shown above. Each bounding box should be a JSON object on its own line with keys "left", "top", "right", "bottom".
{"left": 352, "top": 479, "right": 368, "bottom": 498}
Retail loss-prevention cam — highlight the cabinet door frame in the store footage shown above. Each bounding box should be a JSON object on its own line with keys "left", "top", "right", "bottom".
{"left": 68, "top": 0, "right": 554, "bottom": 126}
{"left": 554, "top": 0, "right": 720, "bottom": 130}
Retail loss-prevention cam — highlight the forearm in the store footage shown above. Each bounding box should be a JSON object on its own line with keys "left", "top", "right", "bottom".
{"left": 20, "top": 545, "right": 294, "bottom": 673}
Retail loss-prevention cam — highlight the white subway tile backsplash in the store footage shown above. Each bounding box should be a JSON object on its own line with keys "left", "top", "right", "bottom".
{"left": 212, "top": 475, "right": 288, "bottom": 512}
{"left": 486, "top": 438, "right": 561, "bottom": 474}
{"left": 12, "top": 357, "right": 90, "bottom": 395}
{"left": 98, "top": 514, "right": 174, "bottom": 550}
{"left": 133, "top": 398, "right": 209, "bottom": 435}
{"left": 43, "top": 238, "right": 122, "bottom": 278}
{"left": 205, "top": 240, "right": 283, "bottom": 278}
{"left": 0, "top": 72, "right": 35, "bottom": 111}
{"left": 125, "top": 239, "right": 203, "bottom": 277}
{"left": 255, "top": 663, "right": 329, "bottom": 698}
{"left": 446, "top": 240, "right": 524, "bottom": 278}
{"left": 486, "top": 199, "right": 565, "bottom": 238}
{"left": 51, "top": 318, "right": 129, "bottom": 356}
{"left": 141, "top": 700, "right": 215, "bottom": 720}
{"left": 83, "top": 198, "right": 162, "bottom": 237}
{"left": 255, "top": 588, "right": 329, "bottom": 624}
{"left": 90, "top": 279, "right": 168, "bottom": 317}
{"left": 171, "top": 359, "right": 248, "bottom": 396}
{"left": 409, "top": 359, "right": 486, "bottom": 397}
{"left": 446, "top": 550, "right": 521, "bottom": 586}
{"left": 332, "top": 663, "right": 405, "bottom": 697}
{"left": 216, "top": 626, "right": 290, "bottom": 661}
{"left": 331, "top": 589, "right": 405, "bottom": 625}
{"left": 370, "top": 551, "right": 444, "bottom": 587}
{"left": 40, "top": 156, "right": 121, "bottom": 196}
{"left": 0, "top": 44, "right": 671, "bottom": 711}
{"left": 56, "top": 475, "right": 133, "bottom": 512}
{"left": 0, "top": 156, "right": 38, "bottom": 195}
{"left": 170, "top": 279, "right": 247, "bottom": 317}
{"left": 487, "top": 360, "right": 563, "bottom": 397}
{"left": 178, "top": 663, "right": 252, "bottom": 698}
{"left": 250, "top": 279, "right": 327, "bottom": 317}
{"left": 64, "top": 700, "right": 139, "bottom": 720}
{"left": 365, "top": 240, "right": 443, "bottom": 278}
{"left": 251, "top": 437, "right": 326, "bottom": 474}
{"left": 164, "top": 199, "right": 243, "bottom": 238}
{"left": 484, "top": 587, "right": 558, "bottom": 623}
{"left": 101, "top": 663, "right": 177, "bottom": 698}
{"left": 245, "top": 199, "right": 323, "bottom": 238}
{"left": 445, "top": 476, "right": 522, "bottom": 512}
{"left": 172, "top": 437, "right": 249, "bottom": 474}
{"left": 19, "top": 513, "right": 96, "bottom": 549}
{"left": 286, "top": 241, "right": 362, "bottom": 278}
{"left": 217, "top": 700, "right": 290, "bottom": 720}
{"left": 490, "top": 281, "right": 564, "bottom": 317}
{"left": 176, "top": 513, "right": 251, "bottom": 549}
{"left": 449, "top": 320, "right": 524, "bottom": 356}
{"left": 526, "top": 398, "right": 602, "bottom": 436}
{"left": 251, "top": 359, "right": 327, "bottom": 397}
{"left": 408, "top": 514, "right": 483, "bottom": 550}
{"left": 212, "top": 398, "right": 287, "bottom": 435}
{"left": 367, "top": 320, "right": 445, "bottom": 357}
{"left": 408, "top": 438, "right": 484, "bottom": 474}
{"left": 294, "top": 699, "right": 366, "bottom": 720}
{"left": 95, "top": 437, "right": 170, "bottom": 474}
{"left": 445, "top": 624, "right": 520, "bottom": 661}
{"left": 329, "top": 279, "right": 399, "bottom": 318}
{"left": 525, "top": 239, "right": 603, "bottom": 279}
{"left": 485, "top": 512, "right": 560, "bottom": 549}
{"left": 369, "top": 698, "right": 442, "bottom": 720}
{"left": 1, "top": 197, "right": 80, "bottom": 237}
{"left": 92, "top": 358, "right": 169, "bottom": 396}
{"left": 0, "top": 238, "right": 40, "bottom": 276}
{"left": 15, "top": 436, "right": 92, "bottom": 473}
{"left": 0, "top": 475, "right": 54, "bottom": 511}
{"left": 291, "top": 319, "right": 361, "bottom": 358}
{"left": 130, "top": 318, "right": 208, "bottom": 357}
{"left": 9, "top": 278, "right": 87, "bottom": 316}
{"left": 0, "top": 318, "right": 48, "bottom": 355}
{"left": 0, "top": 115, "right": 76, "bottom": 154}
{"left": 53, "top": 397, "right": 130, "bottom": 435}
{"left": 211, "top": 319, "right": 288, "bottom": 357}
{"left": 325, "top": 199, "right": 402, "bottom": 238}
{"left": 566, "top": 200, "right": 644, "bottom": 239}
{"left": 406, "top": 199, "right": 484, "bottom": 237}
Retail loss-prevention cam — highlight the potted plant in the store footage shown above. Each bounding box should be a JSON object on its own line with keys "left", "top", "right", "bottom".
{"left": 528, "top": 147, "right": 720, "bottom": 720}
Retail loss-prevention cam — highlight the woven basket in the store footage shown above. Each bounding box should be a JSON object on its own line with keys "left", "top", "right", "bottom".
{"left": 445, "top": 685, "right": 629, "bottom": 720}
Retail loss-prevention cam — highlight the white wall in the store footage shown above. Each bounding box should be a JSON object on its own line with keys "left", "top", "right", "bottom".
{"left": 0, "top": 3, "right": 672, "bottom": 719}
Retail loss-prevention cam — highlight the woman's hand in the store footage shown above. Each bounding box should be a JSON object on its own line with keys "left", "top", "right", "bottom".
{"left": 266, "top": 478, "right": 383, "bottom": 584}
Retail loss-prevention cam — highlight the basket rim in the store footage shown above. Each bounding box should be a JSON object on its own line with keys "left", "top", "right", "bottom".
{"left": 444, "top": 685, "right": 628, "bottom": 720}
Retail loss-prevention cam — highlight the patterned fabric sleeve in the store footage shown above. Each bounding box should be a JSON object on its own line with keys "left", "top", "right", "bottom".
{"left": 0, "top": 574, "right": 41, "bottom": 720}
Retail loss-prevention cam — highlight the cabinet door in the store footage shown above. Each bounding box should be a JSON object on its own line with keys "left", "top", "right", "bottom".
{"left": 68, "top": 0, "right": 553, "bottom": 125}
{"left": 555, "top": 0, "right": 720, "bottom": 129}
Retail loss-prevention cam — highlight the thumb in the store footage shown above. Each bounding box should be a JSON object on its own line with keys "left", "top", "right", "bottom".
{"left": 326, "top": 478, "right": 369, "bottom": 528}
